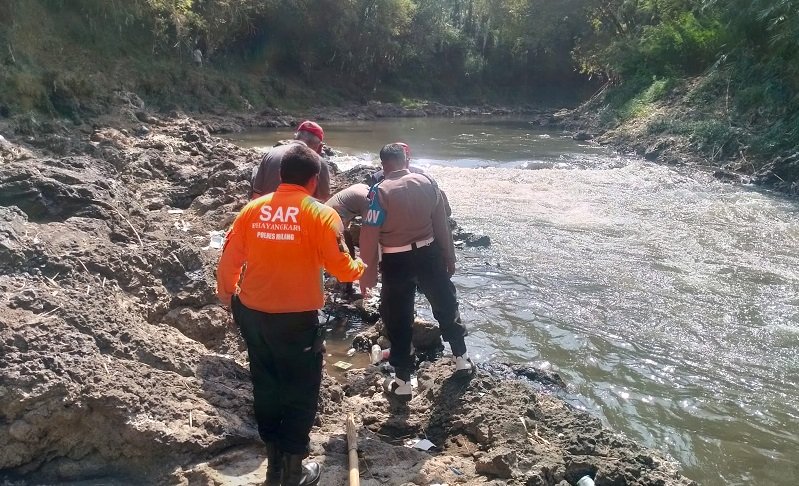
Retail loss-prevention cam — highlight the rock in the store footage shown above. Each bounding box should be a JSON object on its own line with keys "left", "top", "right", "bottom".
{"left": 475, "top": 447, "right": 517, "bottom": 478}
{"left": 135, "top": 111, "right": 161, "bottom": 125}
{"left": 115, "top": 91, "right": 145, "bottom": 111}
{"left": 453, "top": 227, "right": 491, "bottom": 247}
{"left": 712, "top": 169, "right": 746, "bottom": 183}
{"left": 161, "top": 305, "right": 229, "bottom": 348}
{"left": 0, "top": 161, "right": 117, "bottom": 222}
{"left": 573, "top": 131, "right": 594, "bottom": 141}
{"left": 412, "top": 318, "right": 442, "bottom": 350}
{"left": 133, "top": 125, "right": 151, "bottom": 137}
{"left": 90, "top": 128, "right": 131, "bottom": 149}
{"left": 0, "top": 135, "right": 34, "bottom": 161}
{"left": 754, "top": 152, "right": 799, "bottom": 192}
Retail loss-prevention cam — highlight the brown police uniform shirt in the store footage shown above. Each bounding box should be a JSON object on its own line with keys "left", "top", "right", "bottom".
{"left": 359, "top": 169, "right": 455, "bottom": 288}
{"left": 251, "top": 141, "right": 331, "bottom": 200}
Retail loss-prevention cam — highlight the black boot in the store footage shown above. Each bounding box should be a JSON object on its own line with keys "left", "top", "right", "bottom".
{"left": 281, "top": 453, "right": 321, "bottom": 486}
{"left": 263, "top": 443, "right": 282, "bottom": 486}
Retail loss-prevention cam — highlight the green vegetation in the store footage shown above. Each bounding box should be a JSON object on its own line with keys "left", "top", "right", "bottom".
{"left": 580, "top": 0, "right": 799, "bottom": 168}
{"left": 0, "top": 0, "right": 598, "bottom": 117}
{"left": 0, "top": 0, "right": 796, "bottom": 172}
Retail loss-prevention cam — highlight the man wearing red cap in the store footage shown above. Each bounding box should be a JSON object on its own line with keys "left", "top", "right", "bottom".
{"left": 251, "top": 120, "right": 331, "bottom": 201}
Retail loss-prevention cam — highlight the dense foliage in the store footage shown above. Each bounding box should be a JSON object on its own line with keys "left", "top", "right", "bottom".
{"left": 0, "top": 0, "right": 598, "bottom": 111}
{"left": 576, "top": 0, "right": 799, "bottom": 161}
{"left": 0, "top": 0, "right": 796, "bottom": 165}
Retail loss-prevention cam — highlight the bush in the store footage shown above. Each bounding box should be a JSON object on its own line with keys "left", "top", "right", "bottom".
{"left": 602, "top": 76, "right": 675, "bottom": 123}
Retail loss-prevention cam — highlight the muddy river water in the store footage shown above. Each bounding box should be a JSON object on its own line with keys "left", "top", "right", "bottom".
{"left": 229, "top": 117, "right": 799, "bottom": 486}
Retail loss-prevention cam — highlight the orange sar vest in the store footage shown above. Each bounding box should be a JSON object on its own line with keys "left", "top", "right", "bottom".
{"left": 216, "top": 184, "right": 365, "bottom": 313}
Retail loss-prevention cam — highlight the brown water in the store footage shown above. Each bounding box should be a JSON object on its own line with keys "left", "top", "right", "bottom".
{"left": 229, "top": 117, "right": 799, "bottom": 486}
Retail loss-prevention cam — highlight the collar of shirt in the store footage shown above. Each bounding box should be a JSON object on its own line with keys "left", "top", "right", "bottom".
{"left": 275, "top": 183, "right": 313, "bottom": 195}
{"left": 385, "top": 168, "right": 410, "bottom": 179}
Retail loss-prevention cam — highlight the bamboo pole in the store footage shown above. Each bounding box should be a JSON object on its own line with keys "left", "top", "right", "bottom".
{"left": 346, "top": 413, "right": 360, "bottom": 486}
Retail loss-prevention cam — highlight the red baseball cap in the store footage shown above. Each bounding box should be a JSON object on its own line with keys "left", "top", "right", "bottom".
{"left": 297, "top": 120, "right": 324, "bottom": 142}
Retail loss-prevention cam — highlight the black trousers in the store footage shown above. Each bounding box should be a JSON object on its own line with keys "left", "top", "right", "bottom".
{"left": 380, "top": 244, "right": 467, "bottom": 381}
{"left": 232, "top": 297, "right": 322, "bottom": 456}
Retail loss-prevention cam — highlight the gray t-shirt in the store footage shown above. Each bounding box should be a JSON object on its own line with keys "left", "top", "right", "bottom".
{"left": 251, "top": 141, "right": 331, "bottom": 200}
{"left": 325, "top": 183, "right": 370, "bottom": 225}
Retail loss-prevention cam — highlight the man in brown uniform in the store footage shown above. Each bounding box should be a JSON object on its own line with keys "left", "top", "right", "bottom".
{"left": 359, "top": 143, "right": 472, "bottom": 400}
{"left": 251, "top": 120, "right": 331, "bottom": 201}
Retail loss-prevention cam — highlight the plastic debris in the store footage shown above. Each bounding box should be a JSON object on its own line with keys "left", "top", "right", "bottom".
{"left": 209, "top": 231, "right": 225, "bottom": 249}
{"left": 405, "top": 438, "right": 436, "bottom": 451}
{"left": 370, "top": 344, "right": 390, "bottom": 364}
{"left": 333, "top": 361, "right": 353, "bottom": 370}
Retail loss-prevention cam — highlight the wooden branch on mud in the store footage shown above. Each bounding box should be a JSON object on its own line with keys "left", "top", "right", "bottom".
{"left": 347, "top": 413, "right": 360, "bottom": 486}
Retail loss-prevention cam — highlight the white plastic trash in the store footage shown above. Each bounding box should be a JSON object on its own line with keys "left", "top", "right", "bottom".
{"left": 209, "top": 231, "right": 225, "bottom": 249}
{"left": 370, "top": 345, "right": 390, "bottom": 364}
{"left": 577, "top": 476, "right": 595, "bottom": 486}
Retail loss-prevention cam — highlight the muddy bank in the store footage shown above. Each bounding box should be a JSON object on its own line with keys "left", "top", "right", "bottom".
{"left": 1, "top": 101, "right": 692, "bottom": 485}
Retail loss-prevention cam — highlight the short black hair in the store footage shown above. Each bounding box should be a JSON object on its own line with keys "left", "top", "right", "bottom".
{"left": 379, "top": 143, "right": 406, "bottom": 167}
{"left": 281, "top": 144, "right": 321, "bottom": 185}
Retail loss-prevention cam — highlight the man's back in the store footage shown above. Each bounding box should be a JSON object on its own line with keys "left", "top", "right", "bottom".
{"left": 326, "top": 183, "right": 370, "bottom": 225}
{"left": 252, "top": 142, "right": 331, "bottom": 200}
{"left": 217, "top": 184, "right": 363, "bottom": 313}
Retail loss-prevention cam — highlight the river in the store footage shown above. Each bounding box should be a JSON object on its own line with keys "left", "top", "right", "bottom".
{"left": 228, "top": 117, "right": 799, "bottom": 486}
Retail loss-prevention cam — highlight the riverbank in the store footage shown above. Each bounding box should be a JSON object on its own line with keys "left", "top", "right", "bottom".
{"left": 551, "top": 78, "right": 799, "bottom": 195}
{"left": 0, "top": 100, "right": 697, "bottom": 485}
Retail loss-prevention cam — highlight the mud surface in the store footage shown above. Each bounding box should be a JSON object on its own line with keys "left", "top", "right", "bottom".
{"left": 1, "top": 99, "right": 694, "bottom": 485}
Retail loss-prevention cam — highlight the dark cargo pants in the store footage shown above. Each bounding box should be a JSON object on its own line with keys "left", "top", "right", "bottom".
{"left": 232, "top": 297, "right": 323, "bottom": 456}
{"left": 380, "top": 243, "right": 467, "bottom": 382}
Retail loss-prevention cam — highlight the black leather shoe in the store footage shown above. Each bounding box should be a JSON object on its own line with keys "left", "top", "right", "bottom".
{"left": 281, "top": 453, "right": 321, "bottom": 486}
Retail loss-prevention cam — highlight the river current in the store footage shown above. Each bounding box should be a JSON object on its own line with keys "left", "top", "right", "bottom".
{"left": 230, "top": 117, "right": 799, "bottom": 486}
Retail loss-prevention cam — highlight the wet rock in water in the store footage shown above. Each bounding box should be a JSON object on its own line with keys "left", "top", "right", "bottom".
{"left": 573, "top": 131, "right": 594, "bottom": 141}
{"left": 351, "top": 317, "right": 441, "bottom": 353}
{"left": 455, "top": 231, "right": 491, "bottom": 247}
{"left": 351, "top": 325, "right": 381, "bottom": 352}
{"left": 713, "top": 169, "right": 747, "bottom": 183}
{"left": 754, "top": 152, "right": 799, "bottom": 193}
{"left": 412, "top": 317, "right": 442, "bottom": 350}
{"left": 480, "top": 361, "right": 567, "bottom": 389}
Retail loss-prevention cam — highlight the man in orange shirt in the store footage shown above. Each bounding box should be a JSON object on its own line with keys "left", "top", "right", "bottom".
{"left": 217, "top": 144, "right": 365, "bottom": 486}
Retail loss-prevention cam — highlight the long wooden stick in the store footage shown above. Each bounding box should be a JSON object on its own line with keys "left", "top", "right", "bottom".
{"left": 346, "top": 413, "right": 360, "bottom": 486}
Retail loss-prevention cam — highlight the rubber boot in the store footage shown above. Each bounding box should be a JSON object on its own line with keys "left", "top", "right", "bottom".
{"left": 263, "top": 443, "right": 282, "bottom": 486}
{"left": 281, "top": 453, "right": 321, "bottom": 486}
